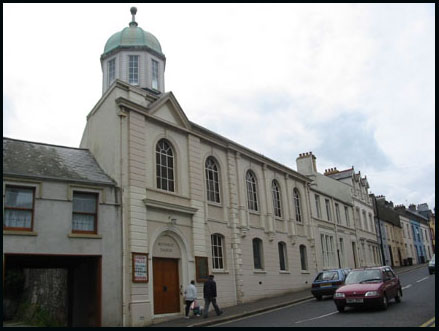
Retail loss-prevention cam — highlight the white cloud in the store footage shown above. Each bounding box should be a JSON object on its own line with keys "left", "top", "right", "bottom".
{"left": 3, "top": 3, "right": 435, "bottom": 209}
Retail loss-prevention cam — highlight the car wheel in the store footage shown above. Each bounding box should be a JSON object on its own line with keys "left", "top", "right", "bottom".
{"left": 382, "top": 294, "right": 389, "bottom": 310}
{"left": 337, "top": 305, "right": 345, "bottom": 313}
{"left": 429, "top": 270, "right": 433, "bottom": 275}
{"left": 315, "top": 295, "right": 323, "bottom": 301}
{"left": 395, "top": 289, "right": 402, "bottom": 303}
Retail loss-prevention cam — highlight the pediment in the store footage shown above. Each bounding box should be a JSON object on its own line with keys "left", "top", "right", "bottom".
{"left": 148, "top": 92, "right": 191, "bottom": 130}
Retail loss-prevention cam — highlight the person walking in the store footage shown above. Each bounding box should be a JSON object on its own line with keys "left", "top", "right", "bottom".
{"left": 184, "top": 280, "right": 198, "bottom": 319}
{"left": 203, "top": 274, "right": 223, "bottom": 318}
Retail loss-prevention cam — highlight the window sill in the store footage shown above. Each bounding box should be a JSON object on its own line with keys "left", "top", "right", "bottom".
{"left": 253, "top": 270, "right": 266, "bottom": 274}
{"left": 3, "top": 230, "right": 38, "bottom": 236}
{"left": 249, "top": 210, "right": 261, "bottom": 216}
{"left": 207, "top": 201, "right": 223, "bottom": 208}
{"left": 212, "top": 270, "right": 229, "bottom": 274}
{"left": 279, "top": 270, "right": 290, "bottom": 274}
{"left": 68, "top": 233, "right": 102, "bottom": 239}
{"left": 300, "top": 270, "right": 310, "bottom": 274}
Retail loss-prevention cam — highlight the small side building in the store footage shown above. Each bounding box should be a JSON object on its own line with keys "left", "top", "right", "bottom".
{"left": 3, "top": 138, "right": 122, "bottom": 326}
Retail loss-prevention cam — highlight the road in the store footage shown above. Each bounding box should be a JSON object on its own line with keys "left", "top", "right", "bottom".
{"left": 214, "top": 267, "right": 435, "bottom": 327}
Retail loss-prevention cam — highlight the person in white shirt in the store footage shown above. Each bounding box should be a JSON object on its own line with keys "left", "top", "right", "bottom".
{"left": 184, "top": 280, "right": 198, "bottom": 319}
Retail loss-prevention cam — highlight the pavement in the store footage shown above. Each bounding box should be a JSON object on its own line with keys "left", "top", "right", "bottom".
{"left": 151, "top": 263, "right": 428, "bottom": 327}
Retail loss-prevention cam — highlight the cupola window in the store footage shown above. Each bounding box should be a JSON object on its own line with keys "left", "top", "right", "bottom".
{"left": 152, "top": 59, "right": 159, "bottom": 90}
{"left": 128, "top": 55, "right": 139, "bottom": 85}
{"left": 108, "top": 58, "right": 116, "bottom": 86}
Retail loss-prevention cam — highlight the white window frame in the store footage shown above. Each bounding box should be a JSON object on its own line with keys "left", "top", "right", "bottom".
{"left": 128, "top": 55, "right": 139, "bottom": 85}
{"left": 152, "top": 59, "right": 159, "bottom": 90}
{"left": 272, "top": 180, "right": 282, "bottom": 218}
{"left": 205, "top": 157, "right": 221, "bottom": 203}
{"left": 211, "top": 233, "right": 225, "bottom": 270}
{"left": 108, "top": 58, "right": 116, "bottom": 87}
{"left": 246, "top": 171, "right": 259, "bottom": 212}
{"left": 293, "top": 188, "right": 302, "bottom": 223}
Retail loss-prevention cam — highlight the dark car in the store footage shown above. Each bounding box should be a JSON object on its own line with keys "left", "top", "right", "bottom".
{"left": 428, "top": 254, "right": 435, "bottom": 274}
{"left": 311, "top": 268, "right": 351, "bottom": 300}
{"left": 333, "top": 266, "right": 402, "bottom": 312}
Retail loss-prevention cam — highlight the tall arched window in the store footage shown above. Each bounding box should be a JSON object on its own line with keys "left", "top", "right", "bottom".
{"left": 253, "top": 238, "right": 264, "bottom": 269}
{"left": 246, "top": 171, "right": 259, "bottom": 211}
{"left": 156, "top": 139, "right": 174, "bottom": 192}
{"left": 272, "top": 180, "right": 282, "bottom": 218}
{"left": 211, "top": 233, "right": 225, "bottom": 270}
{"left": 293, "top": 188, "right": 302, "bottom": 223}
{"left": 205, "top": 157, "right": 220, "bottom": 203}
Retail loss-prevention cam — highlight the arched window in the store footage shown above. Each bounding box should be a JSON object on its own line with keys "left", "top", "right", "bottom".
{"left": 299, "top": 245, "right": 308, "bottom": 270}
{"left": 211, "top": 233, "right": 225, "bottom": 270}
{"left": 246, "top": 171, "right": 259, "bottom": 211}
{"left": 205, "top": 157, "right": 220, "bottom": 203}
{"left": 272, "top": 180, "right": 282, "bottom": 218}
{"left": 293, "top": 188, "right": 302, "bottom": 223}
{"left": 252, "top": 238, "right": 264, "bottom": 270}
{"left": 156, "top": 139, "right": 174, "bottom": 192}
{"left": 278, "top": 241, "right": 287, "bottom": 271}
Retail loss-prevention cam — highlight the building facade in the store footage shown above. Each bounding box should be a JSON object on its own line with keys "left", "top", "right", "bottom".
{"left": 3, "top": 138, "right": 122, "bottom": 326}
{"left": 371, "top": 195, "right": 406, "bottom": 267}
{"left": 296, "top": 153, "right": 361, "bottom": 271}
{"left": 80, "top": 8, "right": 319, "bottom": 326}
{"left": 325, "top": 167, "right": 381, "bottom": 267}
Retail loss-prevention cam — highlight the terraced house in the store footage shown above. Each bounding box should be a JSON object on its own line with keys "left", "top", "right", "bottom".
{"left": 3, "top": 138, "right": 122, "bottom": 327}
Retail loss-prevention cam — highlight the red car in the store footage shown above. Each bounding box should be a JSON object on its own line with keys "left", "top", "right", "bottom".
{"left": 333, "top": 266, "right": 402, "bottom": 312}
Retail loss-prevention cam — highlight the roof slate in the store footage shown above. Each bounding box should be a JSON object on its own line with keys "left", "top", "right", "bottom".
{"left": 3, "top": 138, "right": 116, "bottom": 186}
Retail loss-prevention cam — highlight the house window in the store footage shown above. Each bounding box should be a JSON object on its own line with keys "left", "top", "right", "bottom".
{"left": 252, "top": 238, "right": 263, "bottom": 270}
{"left": 156, "top": 139, "right": 175, "bottom": 192}
{"left": 278, "top": 241, "right": 287, "bottom": 271}
{"left": 335, "top": 203, "right": 341, "bottom": 225}
{"left": 369, "top": 213, "right": 374, "bottom": 233}
{"left": 293, "top": 188, "right": 302, "bottom": 222}
{"left": 272, "top": 180, "right": 282, "bottom": 218}
{"left": 339, "top": 238, "right": 345, "bottom": 267}
{"left": 211, "top": 234, "right": 225, "bottom": 270}
{"left": 362, "top": 210, "right": 368, "bottom": 231}
{"left": 325, "top": 199, "right": 332, "bottom": 221}
{"left": 344, "top": 206, "right": 350, "bottom": 227}
{"left": 315, "top": 194, "right": 321, "bottom": 218}
{"left": 128, "top": 55, "right": 139, "bottom": 85}
{"left": 246, "top": 171, "right": 259, "bottom": 212}
{"left": 321, "top": 233, "right": 335, "bottom": 268}
{"left": 4, "top": 186, "right": 35, "bottom": 231}
{"left": 72, "top": 192, "right": 98, "bottom": 233}
{"left": 205, "top": 157, "right": 220, "bottom": 203}
{"left": 152, "top": 59, "right": 159, "bottom": 90}
{"left": 108, "top": 58, "right": 115, "bottom": 86}
{"left": 299, "top": 245, "right": 308, "bottom": 270}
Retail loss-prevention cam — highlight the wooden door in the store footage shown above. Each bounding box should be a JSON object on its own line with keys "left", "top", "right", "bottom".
{"left": 153, "top": 258, "right": 180, "bottom": 314}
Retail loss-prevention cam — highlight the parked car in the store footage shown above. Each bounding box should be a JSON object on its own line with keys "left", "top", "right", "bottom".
{"left": 311, "top": 268, "right": 351, "bottom": 300}
{"left": 333, "top": 266, "right": 402, "bottom": 312}
{"left": 428, "top": 254, "right": 435, "bottom": 274}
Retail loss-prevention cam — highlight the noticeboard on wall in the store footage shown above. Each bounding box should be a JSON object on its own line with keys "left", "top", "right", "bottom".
{"left": 132, "top": 252, "right": 148, "bottom": 283}
{"left": 195, "top": 256, "right": 209, "bottom": 283}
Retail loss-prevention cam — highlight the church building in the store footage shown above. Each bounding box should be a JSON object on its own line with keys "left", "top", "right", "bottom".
{"left": 80, "top": 7, "right": 317, "bottom": 326}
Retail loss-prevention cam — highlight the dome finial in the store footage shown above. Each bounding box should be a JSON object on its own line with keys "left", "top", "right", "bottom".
{"left": 129, "top": 7, "right": 138, "bottom": 27}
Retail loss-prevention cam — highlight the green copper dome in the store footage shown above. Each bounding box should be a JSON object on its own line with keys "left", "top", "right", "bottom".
{"left": 102, "top": 7, "right": 164, "bottom": 58}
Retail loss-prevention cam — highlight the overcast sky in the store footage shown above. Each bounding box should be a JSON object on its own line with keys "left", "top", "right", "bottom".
{"left": 3, "top": 3, "right": 435, "bottom": 211}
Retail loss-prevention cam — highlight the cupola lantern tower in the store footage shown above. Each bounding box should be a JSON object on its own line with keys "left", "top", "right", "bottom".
{"left": 100, "top": 7, "right": 166, "bottom": 94}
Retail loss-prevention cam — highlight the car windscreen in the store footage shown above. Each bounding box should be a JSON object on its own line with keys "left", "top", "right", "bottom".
{"left": 315, "top": 271, "right": 339, "bottom": 281}
{"left": 344, "top": 269, "right": 382, "bottom": 284}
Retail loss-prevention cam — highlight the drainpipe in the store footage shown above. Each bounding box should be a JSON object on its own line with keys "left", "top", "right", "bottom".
{"left": 374, "top": 196, "right": 386, "bottom": 266}
{"left": 119, "top": 110, "right": 128, "bottom": 326}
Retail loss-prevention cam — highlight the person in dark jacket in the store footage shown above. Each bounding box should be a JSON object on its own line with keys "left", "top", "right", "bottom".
{"left": 203, "top": 274, "right": 223, "bottom": 318}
